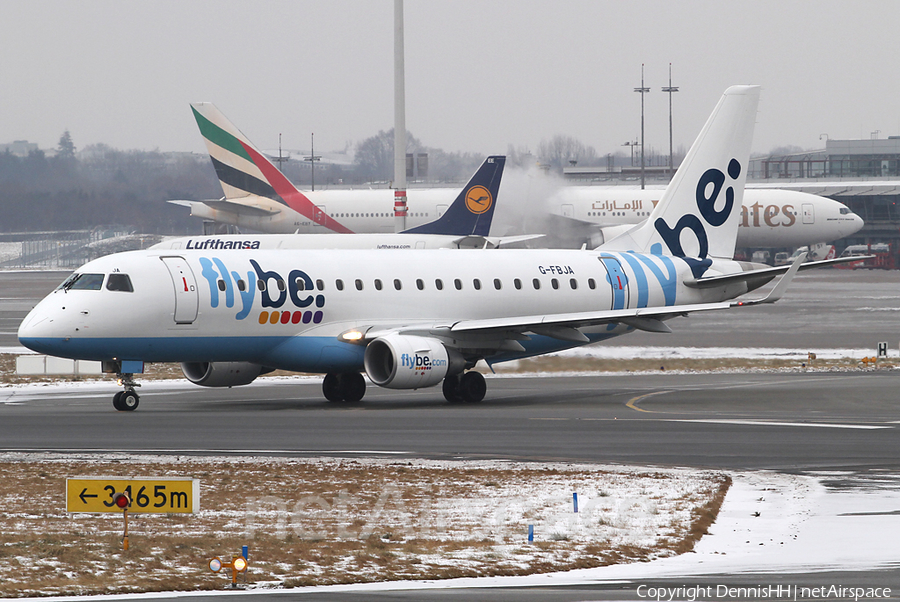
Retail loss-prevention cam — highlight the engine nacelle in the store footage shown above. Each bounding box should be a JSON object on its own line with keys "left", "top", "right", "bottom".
{"left": 364, "top": 334, "right": 465, "bottom": 389}
{"left": 181, "top": 362, "right": 266, "bottom": 387}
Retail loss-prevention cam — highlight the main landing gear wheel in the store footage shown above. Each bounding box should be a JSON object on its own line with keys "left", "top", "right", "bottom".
{"left": 322, "top": 372, "right": 367, "bottom": 403}
{"left": 113, "top": 389, "right": 140, "bottom": 411}
{"left": 443, "top": 371, "right": 486, "bottom": 403}
{"left": 113, "top": 372, "right": 141, "bottom": 411}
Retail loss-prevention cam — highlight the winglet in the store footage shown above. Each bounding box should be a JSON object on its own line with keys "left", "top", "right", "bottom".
{"left": 733, "top": 251, "right": 806, "bottom": 306}
{"left": 403, "top": 156, "right": 505, "bottom": 236}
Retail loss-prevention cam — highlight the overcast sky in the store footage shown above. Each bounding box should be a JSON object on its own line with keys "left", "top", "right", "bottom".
{"left": 2, "top": 0, "right": 899, "bottom": 159}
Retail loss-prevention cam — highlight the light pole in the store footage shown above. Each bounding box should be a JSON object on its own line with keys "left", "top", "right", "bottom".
{"left": 661, "top": 63, "right": 679, "bottom": 176}
{"left": 303, "top": 133, "right": 320, "bottom": 191}
{"left": 634, "top": 64, "right": 650, "bottom": 189}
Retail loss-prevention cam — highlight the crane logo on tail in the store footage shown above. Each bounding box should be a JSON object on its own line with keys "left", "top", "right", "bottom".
{"left": 465, "top": 185, "right": 493, "bottom": 215}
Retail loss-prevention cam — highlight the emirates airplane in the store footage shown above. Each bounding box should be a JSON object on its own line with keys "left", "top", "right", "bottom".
{"left": 172, "top": 104, "right": 862, "bottom": 253}
{"left": 19, "top": 86, "right": 850, "bottom": 411}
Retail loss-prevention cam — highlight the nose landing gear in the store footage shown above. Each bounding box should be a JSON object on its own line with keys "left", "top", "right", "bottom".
{"left": 113, "top": 373, "right": 141, "bottom": 411}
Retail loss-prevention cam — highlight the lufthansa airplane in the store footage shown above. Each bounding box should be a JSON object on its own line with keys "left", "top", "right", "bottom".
{"left": 19, "top": 86, "right": 838, "bottom": 411}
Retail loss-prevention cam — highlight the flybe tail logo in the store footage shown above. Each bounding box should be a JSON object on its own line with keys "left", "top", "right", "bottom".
{"left": 652, "top": 158, "right": 741, "bottom": 278}
{"left": 198, "top": 257, "right": 325, "bottom": 324}
{"left": 465, "top": 185, "right": 493, "bottom": 215}
{"left": 654, "top": 158, "right": 741, "bottom": 259}
{"left": 400, "top": 353, "right": 447, "bottom": 372}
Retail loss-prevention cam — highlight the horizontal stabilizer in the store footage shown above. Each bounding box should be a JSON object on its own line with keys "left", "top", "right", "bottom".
{"left": 684, "top": 253, "right": 866, "bottom": 289}
{"left": 167, "top": 198, "right": 281, "bottom": 217}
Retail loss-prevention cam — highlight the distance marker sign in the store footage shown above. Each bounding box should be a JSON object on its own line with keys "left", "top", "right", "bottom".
{"left": 66, "top": 477, "right": 199, "bottom": 513}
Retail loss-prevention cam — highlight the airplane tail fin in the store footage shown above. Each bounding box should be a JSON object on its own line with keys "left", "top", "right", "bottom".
{"left": 600, "top": 86, "right": 760, "bottom": 262}
{"left": 190, "top": 102, "right": 352, "bottom": 233}
{"left": 403, "top": 156, "right": 506, "bottom": 236}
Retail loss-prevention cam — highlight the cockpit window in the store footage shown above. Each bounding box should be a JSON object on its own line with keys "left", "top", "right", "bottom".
{"left": 840, "top": 207, "right": 851, "bottom": 215}
{"left": 58, "top": 273, "right": 104, "bottom": 291}
{"left": 106, "top": 273, "right": 134, "bottom": 292}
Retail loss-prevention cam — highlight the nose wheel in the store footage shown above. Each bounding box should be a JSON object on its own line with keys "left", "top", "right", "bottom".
{"left": 113, "top": 373, "right": 141, "bottom": 411}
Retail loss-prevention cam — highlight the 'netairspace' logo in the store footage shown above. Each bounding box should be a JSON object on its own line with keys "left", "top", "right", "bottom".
{"left": 198, "top": 257, "right": 325, "bottom": 324}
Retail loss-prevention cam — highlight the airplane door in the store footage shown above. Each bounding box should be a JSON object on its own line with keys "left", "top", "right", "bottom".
{"left": 313, "top": 205, "right": 327, "bottom": 227}
{"left": 561, "top": 204, "right": 575, "bottom": 218}
{"left": 802, "top": 203, "right": 815, "bottom": 224}
{"left": 599, "top": 257, "right": 629, "bottom": 311}
{"left": 436, "top": 204, "right": 448, "bottom": 218}
{"left": 161, "top": 257, "right": 199, "bottom": 324}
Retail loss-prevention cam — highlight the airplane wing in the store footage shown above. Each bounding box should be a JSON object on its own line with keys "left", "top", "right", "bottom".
{"left": 167, "top": 198, "right": 281, "bottom": 217}
{"left": 350, "top": 256, "right": 807, "bottom": 353}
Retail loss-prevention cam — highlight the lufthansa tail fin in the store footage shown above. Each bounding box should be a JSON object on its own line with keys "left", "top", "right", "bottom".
{"left": 190, "top": 103, "right": 353, "bottom": 233}
{"left": 600, "top": 86, "right": 760, "bottom": 262}
{"left": 403, "top": 156, "right": 505, "bottom": 236}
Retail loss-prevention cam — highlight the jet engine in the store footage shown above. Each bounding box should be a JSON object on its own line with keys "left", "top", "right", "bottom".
{"left": 181, "top": 362, "right": 269, "bottom": 387}
{"left": 364, "top": 334, "right": 465, "bottom": 389}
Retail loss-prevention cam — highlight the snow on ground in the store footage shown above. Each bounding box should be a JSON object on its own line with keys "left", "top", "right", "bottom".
{"left": 299, "top": 469, "right": 900, "bottom": 595}
{"left": 16, "top": 469, "right": 900, "bottom": 601}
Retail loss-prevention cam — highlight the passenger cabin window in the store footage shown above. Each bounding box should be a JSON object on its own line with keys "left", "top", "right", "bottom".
{"left": 217, "top": 279, "right": 226, "bottom": 292}
{"left": 551, "top": 278, "right": 559, "bottom": 290}
{"left": 277, "top": 279, "right": 286, "bottom": 291}
{"left": 335, "top": 279, "right": 344, "bottom": 291}
{"left": 435, "top": 278, "right": 444, "bottom": 290}
{"left": 588, "top": 278, "right": 596, "bottom": 290}
{"left": 60, "top": 273, "right": 104, "bottom": 291}
{"left": 569, "top": 278, "right": 577, "bottom": 290}
{"left": 393, "top": 279, "right": 402, "bottom": 291}
{"left": 532, "top": 278, "right": 541, "bottom": 290}
{"left": 493, "top": 278, "right": 502, "bottom": 290}
{"left": 514, "top": 278, "right": 522, "bottom": 290}
{"left": 374, "top": 279, "right": 383, "bottom": 291}
{"left": 106, "top": 273, "right": 133, "bottom": 292}
{"left": 237, "top": 280, "right": 246, "bottom": 292}
{"left": 316, "top": 279, "right": 324, "bottom": 291}
{"left": 473, "top": 278, "right": 482, "bottom": 290}
{"left": 416, "top": 279, "right": 424, "bottom": 290}
{"left": 257, "top": 279, "right": 266, "bottom": 291}
{"left": 454, "top": 278, "right": 462, "bottom": 290}
{"left": 355, "top": 279, "right": 364, "bottom": 291}
{"left": 295, "top": 278, "right": 305, "bottom": 291}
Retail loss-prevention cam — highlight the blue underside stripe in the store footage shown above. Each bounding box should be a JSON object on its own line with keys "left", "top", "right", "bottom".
{"left": 19, "top": 332, "right": 618, "bottom": 374}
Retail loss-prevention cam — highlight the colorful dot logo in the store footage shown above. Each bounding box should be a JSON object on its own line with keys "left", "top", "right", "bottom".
{"left": 259, "top": 310, "right": 323, "bottom": 325}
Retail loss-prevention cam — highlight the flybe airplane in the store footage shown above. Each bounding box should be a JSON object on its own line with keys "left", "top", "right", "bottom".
{"left": 173, "top": 103, "right": 862, "bottom": 253}
{"left": 19, "top": 86, "right": 842, "bottom": 411}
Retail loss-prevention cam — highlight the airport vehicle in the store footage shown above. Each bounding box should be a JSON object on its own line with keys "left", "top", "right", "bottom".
{"left": 20, "top": 86, "right": 840, "bottom": 411}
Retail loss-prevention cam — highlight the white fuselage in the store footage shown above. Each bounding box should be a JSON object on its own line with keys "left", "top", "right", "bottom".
{"left": 551, "top": 187, "right": 864, "bottom": 248}
{"left": 183, "top": 187, "right": 862, "bottom": 249}
{"left": 18, "top": 248, "right": 749, "bottom": 373}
